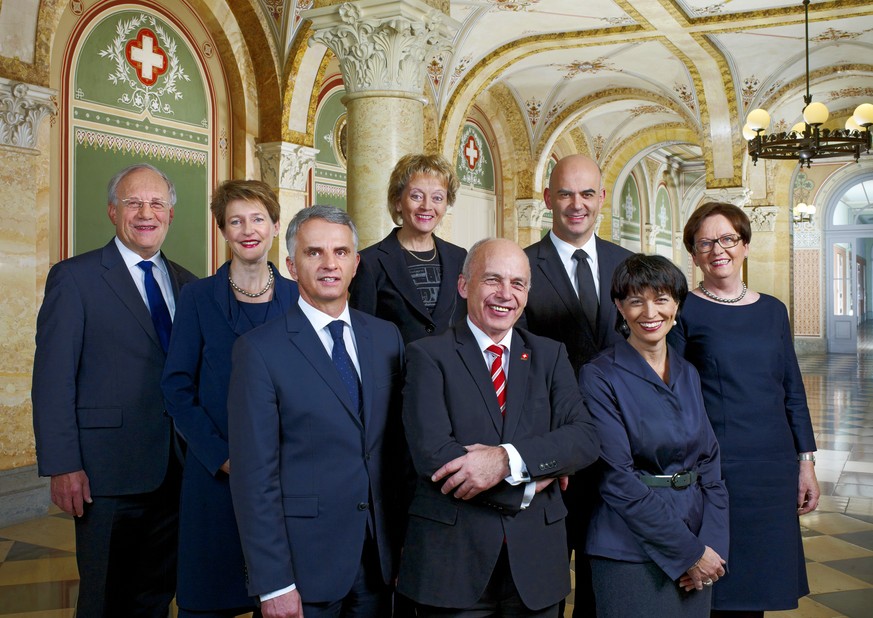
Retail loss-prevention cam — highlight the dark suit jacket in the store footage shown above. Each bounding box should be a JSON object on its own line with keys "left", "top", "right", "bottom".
{"left": 227, "top": 303, "right": 406, "bottom": 602}
{"left": 32, "top": 239, "right": 196, "bottom": 496}
{"left": 397, "top": 321, "right": 600, "bottom": 610}
{"left": 349, "top": 228, "right": 466, "bottom": 343}
{"left": 161, "top": 261, "right": 298, "bottom": 609}
{"left": 523, "top": 235, "right": 633, "bottom": 375}
{"left": 580, "top": 340, "right": 729, "bottom": 579}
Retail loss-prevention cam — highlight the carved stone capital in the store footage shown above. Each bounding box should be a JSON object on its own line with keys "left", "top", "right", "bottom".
{"left": 256, "top": 142, "right": 319, "bottom": 192}
{"left": 702, "top": 187, "right": 751, "bottom": 207}
{"left": 0, "top": 78, "right": 56, "bottom": 152}
{"left": 305, "top": 0, "right": 456, "bottom": 95}
{"left": 516, "top": 199, "right": 547, "bottom": 228}
{"left": 745, "top": 205, "right": 779, "bottom": 233}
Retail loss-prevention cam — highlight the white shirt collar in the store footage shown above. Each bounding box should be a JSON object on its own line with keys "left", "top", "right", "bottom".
{"left": 466, "top": 316, "right": 513, "bottom": 355}
{"left": 114, "top": 236, "right": 166, "bottom": 273}
{"left": 549, "top": 230, "right": 598, "bottom": 263}
{"left": 297, "top": 296, "right": 352, "bottom": 333}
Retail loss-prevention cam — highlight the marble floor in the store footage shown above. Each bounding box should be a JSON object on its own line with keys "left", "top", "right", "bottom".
{"left": 2, "top": 337, "right": 873, "bottom": 617}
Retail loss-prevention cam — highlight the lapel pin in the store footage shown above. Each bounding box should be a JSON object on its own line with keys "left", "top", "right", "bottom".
{"left": 521, "top": 352, "right": 529, "bottom": 361}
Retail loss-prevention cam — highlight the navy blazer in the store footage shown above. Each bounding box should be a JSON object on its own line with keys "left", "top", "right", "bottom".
{"left": 32, "top": 239, "right": 196, "bottom": 495}
{"left": 228, "top": 303, "right": 406, "bottom": 601}
{"left": 161, "top": 262, "right": 298, "bottom": 609}
{"left": 522, "top": 235, "right": 633, "bottom": 374}
{"left": 580, "top": 341, "right": 729, "bottom": 580}
{"left": 349, "top": 228, "right": 466, "bottom": 343}
{"left": 397, "top": 321, "right": 600, "bottom": 611}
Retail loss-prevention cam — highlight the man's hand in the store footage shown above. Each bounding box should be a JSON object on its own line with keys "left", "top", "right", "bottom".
{"left": 431, "top": 444, "right": 509, "bottom": 500}
{"left": 261, "top": 589, "right": 303, "bottom": 618}
{"left": 51, "top": 470, "right": 92, "bottom": 517}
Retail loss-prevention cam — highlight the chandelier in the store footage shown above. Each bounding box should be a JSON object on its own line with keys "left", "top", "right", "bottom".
{"left": 743, "top": 0, "right": 873, "bottom": 168}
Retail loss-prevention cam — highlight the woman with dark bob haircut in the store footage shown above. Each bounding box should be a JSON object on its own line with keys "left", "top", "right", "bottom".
{"left": 162, "top": 180, "right": 299, "bottom": 617}
{"left": 580, "top": 254, "right": 729, "bottom": 618}
{"left": 670, "top": 202, "right": 818, "bottom": 617}
{"left": 349, "top": 153, "right": 466, "bottom": 344}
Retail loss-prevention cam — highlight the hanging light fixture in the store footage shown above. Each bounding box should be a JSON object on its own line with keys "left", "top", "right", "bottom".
{"left": 793, "top": 202, "right": 815, "bottom": 223}
{"left": 744, "top": 0, "right": 873, "bottom": 168}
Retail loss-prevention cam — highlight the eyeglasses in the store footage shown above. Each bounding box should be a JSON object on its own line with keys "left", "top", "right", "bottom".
{"left": 693, "top": 234, "right": 742, "bottom": 254}
{"left": 120, "top": 197, "right": 171, "bottom": 212}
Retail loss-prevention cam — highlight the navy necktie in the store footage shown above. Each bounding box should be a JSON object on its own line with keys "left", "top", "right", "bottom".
{"left": 573, "top": 249, "right": 599, "bottom": 335}
{"left": 328, "top": 320, "right": 362, "bottom": 418}
{"left": 137, "top": 260, "right": 172, "bottom": 353}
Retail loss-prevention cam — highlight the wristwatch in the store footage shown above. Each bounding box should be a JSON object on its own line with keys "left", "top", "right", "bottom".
{"left": 797, "top": 452, "right": 816, "bottom": 463}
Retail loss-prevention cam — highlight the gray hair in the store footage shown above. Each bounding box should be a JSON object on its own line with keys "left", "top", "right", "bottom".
{"left": 461, "top": 237, "right": 532, "bottom": 290}
{"left": 107, "top": 164, "right": 177, "bottom": 206}
{"left": 285, "top": 205, "right": 359, "bottom": 257}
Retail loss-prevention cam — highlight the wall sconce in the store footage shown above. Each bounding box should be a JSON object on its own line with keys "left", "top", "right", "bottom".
{"left": 794, "top": 202, "right": 815, "bottom": 223}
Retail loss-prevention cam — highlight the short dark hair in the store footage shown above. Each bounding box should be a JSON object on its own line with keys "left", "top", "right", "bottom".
{"left": 611, "top": 254, "right": 688, "bottom": 334}
{"left": 210, "top": 180, "right": 280, "bottom": 229}
{"left": 285, "top": 205, "right": 358, "bottom": 257}
{"left": 683, "top": 202, "right": 752, "bottom": 255}
{"left": 107, "top": 164, "right": 176, "bottom": 206}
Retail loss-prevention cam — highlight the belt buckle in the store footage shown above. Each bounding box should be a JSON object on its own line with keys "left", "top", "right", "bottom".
{"left": 670, "top": 470, "right": 692, "bottom": 490}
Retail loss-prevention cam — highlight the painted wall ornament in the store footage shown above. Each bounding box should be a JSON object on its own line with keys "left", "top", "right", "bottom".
{"left": 99, "top": 14, "right": 191, "bottom": 115}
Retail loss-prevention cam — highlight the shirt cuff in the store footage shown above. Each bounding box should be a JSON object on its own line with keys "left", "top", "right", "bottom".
{"left": 520, "top": 481, "right": 536, "bottom": 510}
{"left": 500, "top": 443, "right": 530, "bottom": 485}
{"left": 261, "top": 583, "right": 296, "bottom": 602}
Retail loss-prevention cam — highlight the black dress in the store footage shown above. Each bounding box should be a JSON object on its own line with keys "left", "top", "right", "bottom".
{"left": 670, "top": 293, "right": 816, "bottom": 611}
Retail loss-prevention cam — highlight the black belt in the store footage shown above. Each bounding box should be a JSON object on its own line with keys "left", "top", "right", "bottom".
{"left": 640, "top": 470, "right": 698, "bottom": 490}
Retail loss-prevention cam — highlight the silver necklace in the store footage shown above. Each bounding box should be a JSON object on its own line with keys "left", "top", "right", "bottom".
{"left": 229, "top": 267, "right": 274, "bottom": 298}
{"left": 403, "top": 245, "right": 437, "bottom": 263}
{"left": 698, "top": 281, "right": 747, "bottom": 304}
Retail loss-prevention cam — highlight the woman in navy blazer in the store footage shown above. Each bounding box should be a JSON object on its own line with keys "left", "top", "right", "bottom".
{"left": 580, "top": 254, "right": 728, "bottom": 618}
{"left": 349, "top": 153, "right": 466, "bottom": 343}
{"left": 161, "top": 180, "right": 298, "bottom": 617}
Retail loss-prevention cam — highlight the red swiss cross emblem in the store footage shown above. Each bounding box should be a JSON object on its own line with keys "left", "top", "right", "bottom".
{"left": 464, "top": 135, "right": 480, "bottom": 170}
{"left": 125, "top": 29, "right": 168, "bottom": 87}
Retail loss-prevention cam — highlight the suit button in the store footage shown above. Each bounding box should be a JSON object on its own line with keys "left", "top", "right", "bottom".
{"left": 357, "top": 502, "right": 369, "bottom": 511}
{"left": 425, "top": 324, "right": 435, "bottom": 334}
{"left": 539, "top": 463, "right": 546, "bottom": 470}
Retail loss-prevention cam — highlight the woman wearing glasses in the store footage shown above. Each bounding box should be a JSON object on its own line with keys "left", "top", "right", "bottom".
{"left": 670, "top": 202, "right": 819, "bottom": 618}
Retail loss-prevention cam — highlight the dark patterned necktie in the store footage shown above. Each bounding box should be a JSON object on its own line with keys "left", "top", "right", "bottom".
{"left": 328, "top": 320, "right": 362, "bottom": 417}
{"left": 137, "top": 260, "right": 172, "bottom": 353}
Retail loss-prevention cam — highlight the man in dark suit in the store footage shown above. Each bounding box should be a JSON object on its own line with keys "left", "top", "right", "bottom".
{"left": 227, "top": 205, "right": 406, "bottom": 618}
{"left": 32, "top": 163, "right": 197, "bottom": 617}
{"left": 522, "top": 154, "right": 632, "bottom": 616}
{"left": 398, "top": 238, "right": 600, "bottom": 617}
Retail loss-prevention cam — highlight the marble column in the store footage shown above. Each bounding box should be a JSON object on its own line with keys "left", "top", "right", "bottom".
{"left": 304, "top": 0, "right": 456, "bottom": 249}
{"left": 0, "top": 78, "right": 55, "bottom": 524}
{"left": 256, "top": 142, "right": 318, "bottom": 267}
{"left": 516, "top": 198, "right": 547, "bottom": 247}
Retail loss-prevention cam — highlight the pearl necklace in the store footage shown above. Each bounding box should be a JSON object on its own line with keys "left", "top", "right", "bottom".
{"left": 698, "top": 281, "right": 747, "bottom": 304}
{"left": 229, "top": 267, "right": 274, "bottom": 298}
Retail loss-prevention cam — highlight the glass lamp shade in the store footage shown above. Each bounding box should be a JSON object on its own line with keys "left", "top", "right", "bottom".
{"left": 742, "top": 124, "right": 758, "bottom": 140}
{"left": 746, "top": 109, "right": 771, "bottom": 132}
{"left": 795, "top": 203, "right": 809, "bottom": 216}
{"left": 846, "top": 116, "right": 863, "bottom": 132}
{"left": 808, "top": 204, "right": 817, "bottom": 216}
{"left": 803, "top": 102, "right": 829, "bottom": 126}
{"left": 791, "top": 122, "right": 807, "bottom": 135}
{"left": 854, "top": 103, "right": 873, "bottom": 127}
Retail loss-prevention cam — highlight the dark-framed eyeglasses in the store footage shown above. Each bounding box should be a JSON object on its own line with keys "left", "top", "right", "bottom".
{"left": 693, "top": 234, "right": 742, "bottom": 254}
{"left": 120, "top": 197, "right": 170, "bottom": 212}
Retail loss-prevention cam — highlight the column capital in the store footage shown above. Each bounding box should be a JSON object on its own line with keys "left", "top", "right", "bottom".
{"left": 745, "top": 205, "right": 779, "bottom": 233}
{"left": 516, "top": 199, "right": 547, "bottom": 228}
{"left": 256, "top": 142, "right": 319, "bottom": 192}
{"left": 702, "top": 186, "right": 751, "bottom": 207}
{"left": 0, "top": 78, "right": 56, "bottom": 152}
{"left": 304, "top": 0, "right": 457, "bottom": 95}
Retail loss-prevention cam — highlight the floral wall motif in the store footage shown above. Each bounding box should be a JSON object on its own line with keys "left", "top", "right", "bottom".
{"left": 550, "top": 58, "right": 620, "bottom": 80}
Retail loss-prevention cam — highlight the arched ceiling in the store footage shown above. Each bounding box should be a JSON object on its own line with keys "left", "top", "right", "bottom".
{"left": 255, "top": 0, "right": 873, "bottom": 185}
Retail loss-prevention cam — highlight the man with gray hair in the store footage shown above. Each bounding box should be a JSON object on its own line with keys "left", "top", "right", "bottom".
{"left": 32, "top": 163, "right": 196, "bottom": 616}
{"left": 228, "top": 205, "right": 407, "bottom": 618}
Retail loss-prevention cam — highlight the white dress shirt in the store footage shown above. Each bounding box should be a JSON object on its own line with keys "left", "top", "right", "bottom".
{"left": 114, "top": 236, "right": 176, "bottom": 318}
{"left": 466, "top": 318, "right": 537, "bottom": 509}
{"left": 548, "top": 230, "right": 600, "bottom": 301}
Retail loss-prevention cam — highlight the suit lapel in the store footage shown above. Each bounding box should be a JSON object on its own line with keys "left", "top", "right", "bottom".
{"left": 351, "top": 311, "right": 374, "bottom": 431}
{"left": 431, "top": 235, "right": 460, "bottom": 322}
{"left": 286, "top": 305, "right": 363, "bottom": 429}
{"left": 502, "top": 330, "right": 530, "bottom": 442}
{"left": 378, "top": 230, "right": 435, "bottom": 323}
{"left": 455, "top": 323, "right": 504, "bottom": 434}
{"left": 101, "top": 241, "right": 163, "bottom": 351}
{"left": 536, "top": 238, "right": 595, "bottom": 340}
{"left": 213, "top": 261, "right": 247, "bottom": 336}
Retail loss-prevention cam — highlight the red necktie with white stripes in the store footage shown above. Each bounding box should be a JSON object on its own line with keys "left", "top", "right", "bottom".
{"left": 487, "top": 344, "right": 506, "bottom": 416}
